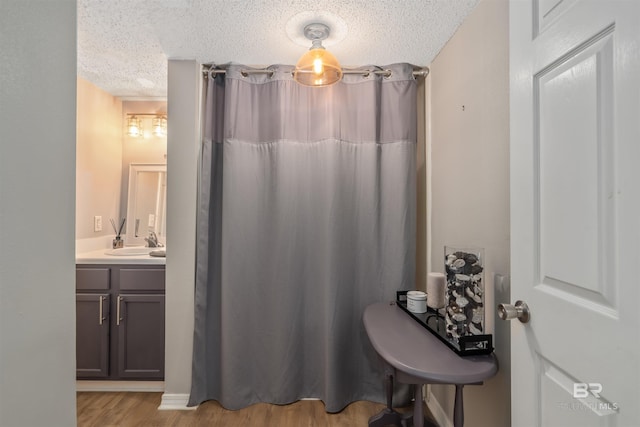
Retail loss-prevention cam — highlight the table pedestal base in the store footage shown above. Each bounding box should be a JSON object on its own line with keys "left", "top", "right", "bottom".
{"left": 368, "top": 407, "right": 403, "bottom": 427}
{"left": 368, "top": 409, "right": 435, "bottom": 427}
{"left": 368, "top": 373, "right": 437, "bottom": 427}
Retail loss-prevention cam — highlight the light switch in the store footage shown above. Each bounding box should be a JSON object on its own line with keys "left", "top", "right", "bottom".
{"left": 148, "top": 214, "right": 155, "bottom": 227}
{"left": 94, "top": 215, "right": 103, "bottom": 232}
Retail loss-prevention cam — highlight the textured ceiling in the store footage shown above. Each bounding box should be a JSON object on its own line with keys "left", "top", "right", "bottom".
{"left": 78, "top": 0, "right": 479, "bottom": 98}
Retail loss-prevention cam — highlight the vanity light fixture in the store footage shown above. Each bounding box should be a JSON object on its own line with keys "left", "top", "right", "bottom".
{"left": 293, "top": 23, "right": 342, "bottom": 87}
{"left": 126, "top": 113, "right": 167, "bottom": 138}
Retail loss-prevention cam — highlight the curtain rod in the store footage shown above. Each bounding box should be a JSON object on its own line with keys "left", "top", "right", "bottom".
{"left": 202, "top": 65, "right": 429, "bottom": 79}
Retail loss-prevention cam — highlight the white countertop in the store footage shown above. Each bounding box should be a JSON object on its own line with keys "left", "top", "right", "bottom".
{"left": 76, "top": 236, "right": 166, "bottom": 265}
{"left": 76, "top": 248, "right": 166, "bottom": 265}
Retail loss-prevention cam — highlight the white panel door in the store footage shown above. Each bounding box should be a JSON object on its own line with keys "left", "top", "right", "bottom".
{"left": 509, "top": 0, "right": 640, "bottom": 426}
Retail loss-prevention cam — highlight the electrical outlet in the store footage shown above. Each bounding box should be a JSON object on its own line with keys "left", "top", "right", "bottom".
{"left": 94, "top": 215, "right": 103, "bottom": 232}
{"left": 148, "top": 213, "right": 155, "bottom": 227}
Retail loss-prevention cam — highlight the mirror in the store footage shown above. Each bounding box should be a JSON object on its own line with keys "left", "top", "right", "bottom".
{"left": 125, "top": 163, "right": 167, "bottom": 246}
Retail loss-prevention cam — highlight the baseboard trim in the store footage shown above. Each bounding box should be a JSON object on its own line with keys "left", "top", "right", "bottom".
{"left": 427, "top": 394, "right": 454, "bottom": 427}
{"left": 155, "top": 395, "right": 318, "bottom": 411}
{"left": 76, "top": 380, "right": 165, "bottom": 392}
{"left": 158, "top": 393, "right": 197, "bottom": 410}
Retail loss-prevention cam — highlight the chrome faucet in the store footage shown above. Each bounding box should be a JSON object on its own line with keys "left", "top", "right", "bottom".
{"left": 144, "top": 231, "right": 163, "bottom": 247}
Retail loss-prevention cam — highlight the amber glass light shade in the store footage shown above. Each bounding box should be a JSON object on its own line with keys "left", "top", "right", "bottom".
{"left": 294, "top": 47, "right": 342, "bottom": 87}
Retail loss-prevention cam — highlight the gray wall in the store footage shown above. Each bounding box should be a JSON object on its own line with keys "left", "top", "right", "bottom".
{"left": 164, "top": 60, "right": 200, "bottom": 400}
{"left": 427, "top": 0, "right": 511, "bottom": 425}
{"left": 0, "top": 1, "right": 78, "bottom": 426}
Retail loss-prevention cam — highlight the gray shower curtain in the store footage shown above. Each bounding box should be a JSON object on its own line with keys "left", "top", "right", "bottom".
{"left": 189, "top": 63, "right": 417, "bottom": 412}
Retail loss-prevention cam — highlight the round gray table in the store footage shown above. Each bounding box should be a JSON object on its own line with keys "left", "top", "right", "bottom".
{"left": 363, "top": 302, "right": 498, "bottom": 427}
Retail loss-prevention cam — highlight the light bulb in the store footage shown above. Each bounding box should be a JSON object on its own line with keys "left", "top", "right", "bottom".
{"left": 313, "top": 57, "right": 323, "bottom": 75}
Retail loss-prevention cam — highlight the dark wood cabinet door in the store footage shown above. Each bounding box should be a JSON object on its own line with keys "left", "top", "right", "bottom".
{"left": 116, "top": 294, "right": 165, "bottom": 379}
{"left": 76, "top": 293, "right": 110, "bottom": 378}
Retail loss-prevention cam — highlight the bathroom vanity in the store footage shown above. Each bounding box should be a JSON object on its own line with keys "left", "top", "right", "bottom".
{"left": 75, "top": 162, "right": 167, "bottom": 382}
{"left": 75, "top": 251, "right": 165, "bottom": 381}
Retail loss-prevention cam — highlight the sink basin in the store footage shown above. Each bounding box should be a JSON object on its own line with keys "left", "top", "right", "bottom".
{"left": 105, "top": 246, "right": 162, "bottom": 256}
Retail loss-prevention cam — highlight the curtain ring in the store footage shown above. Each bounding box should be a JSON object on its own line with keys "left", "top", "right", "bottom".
{"left": 208, "top": 68, "right": 217, "bottom": 80}
{"left": 240, "top": 70, "right": 248, "bottom": 78}
{"left": 383, "top": 70, "right": 392, "bottom": 79}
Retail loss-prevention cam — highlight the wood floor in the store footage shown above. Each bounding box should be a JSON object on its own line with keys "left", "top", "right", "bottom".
{"left": 77, "top": 392, "right": 423, "bottom": 427}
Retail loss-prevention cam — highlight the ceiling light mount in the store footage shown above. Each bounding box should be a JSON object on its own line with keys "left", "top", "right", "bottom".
{"left": 304, "top": 23, "right": 330, "bottom": 48}
{"left": 285, "top": 11, "right": 348, "bottom": 48}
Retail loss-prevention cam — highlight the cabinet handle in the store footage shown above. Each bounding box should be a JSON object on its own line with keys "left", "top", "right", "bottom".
{"left": 98, "top": 295, "right": 105, "bottom": 325}
{"left": 117, "top": 295, "right": 123, "bottom": 326}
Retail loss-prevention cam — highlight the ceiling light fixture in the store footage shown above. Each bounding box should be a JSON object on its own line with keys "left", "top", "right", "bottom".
{"left": 293, "top": 23, "right": 342, "bottom": 87}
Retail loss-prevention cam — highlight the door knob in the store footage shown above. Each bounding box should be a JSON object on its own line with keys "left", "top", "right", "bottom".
{"left": 497, "top": 300, "right": 530, "bottom": 323}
